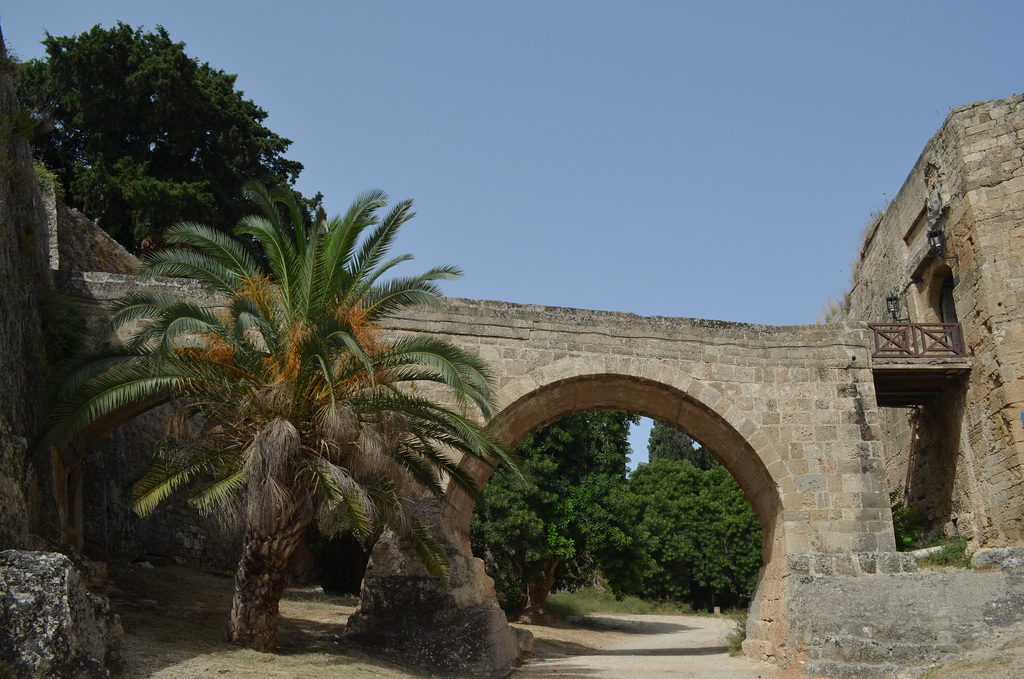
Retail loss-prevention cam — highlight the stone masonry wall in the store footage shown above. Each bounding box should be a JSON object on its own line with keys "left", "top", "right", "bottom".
{"left": 788, "top": 551, "right": 1024, "bottom": 678}
{"left": 53, "top": 272, "right": 242, "bottom": 573}
{"left": 35, "top": 182, "right": 241, "bottom": 572}
{"left": 0, "top": 28, "right": 56, "bottom": 548}
{"left": 47, "top": 185, "right": 138, "bottom": 275}
{"left": 840, "top": 94, "right": 1024, "bottom": 548}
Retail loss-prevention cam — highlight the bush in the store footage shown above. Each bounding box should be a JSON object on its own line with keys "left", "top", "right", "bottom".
{"left": 917, "top": 537, "right": 971, "bottom": 569}
{"left": 725, "top": 610, "right": 747, "bottom": 656}
{"left": 890, "top": 487, "right": 924, "bottom": 551}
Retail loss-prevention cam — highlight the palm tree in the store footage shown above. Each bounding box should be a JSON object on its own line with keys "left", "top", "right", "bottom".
{"left": 43, "top": 183, "right": 513, "bottom": 652}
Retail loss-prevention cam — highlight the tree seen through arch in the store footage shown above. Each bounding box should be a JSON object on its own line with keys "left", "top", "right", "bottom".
{"left": 471, "top": 416, "right": 763, "bottom": 618}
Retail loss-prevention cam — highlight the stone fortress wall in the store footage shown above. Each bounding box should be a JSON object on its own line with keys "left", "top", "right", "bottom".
{"left": 838, "top": 94, "right": 1024, "bottom": 548}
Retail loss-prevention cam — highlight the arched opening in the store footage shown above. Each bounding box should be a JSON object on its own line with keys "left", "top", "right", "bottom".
{"left": 915, "top": 264, "right": 957, "bottom": 324}
{"left": 472, "top": 410, "right": 763, "bottom": 619}
{"left": 448, "top": 375, "right": 782, "bottom": 560}
{"left": 442, "top": 373, "right": 785, "bottom": 655}
{"left": 939, "top": 276, "right": 958, "bottom": 324}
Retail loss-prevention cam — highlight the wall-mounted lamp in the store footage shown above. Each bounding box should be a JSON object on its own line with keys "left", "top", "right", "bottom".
{"left": 926, "top": 227, "right": 946, "bottom": 257}
{"left": 886, "top": 294, "right": 901, "bottom": 321}
{"left": 927, "top": 227, "right": 959, "bottom": 267}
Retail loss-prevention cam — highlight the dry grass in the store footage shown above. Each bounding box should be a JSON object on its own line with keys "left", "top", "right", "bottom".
{"left": 545, "top": 587, "right": 693, "bottom": 618}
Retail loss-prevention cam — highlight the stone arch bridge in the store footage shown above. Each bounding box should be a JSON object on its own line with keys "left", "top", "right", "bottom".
{"left": 381, "top": 296, "right": 900, "bottom": 664}
{"left": 64, "top": 272, "right": 904, "bottom": 668}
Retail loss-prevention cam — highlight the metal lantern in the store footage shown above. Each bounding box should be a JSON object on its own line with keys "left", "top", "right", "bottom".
{"left": 926, "top": 227, "right": 946, "bottom": 257}
{"left": 886, "top": 294, "right": 900, "bottom": 321}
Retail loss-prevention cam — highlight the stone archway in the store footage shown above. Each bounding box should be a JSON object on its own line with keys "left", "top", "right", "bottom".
{"left": 440, "top": 372, "right": 788, "bottom": 663}
{"left": 449, "top": 374, "right": 781, "bottom": 555}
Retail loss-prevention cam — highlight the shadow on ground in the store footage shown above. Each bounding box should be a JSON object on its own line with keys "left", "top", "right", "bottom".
{"left": 567, "top": 615, "right": 696, "bottom": 635}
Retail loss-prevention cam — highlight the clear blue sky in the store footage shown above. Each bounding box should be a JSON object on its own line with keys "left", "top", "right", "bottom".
{"left": 4, "top": 2, "right": 1022, "bottom": 466}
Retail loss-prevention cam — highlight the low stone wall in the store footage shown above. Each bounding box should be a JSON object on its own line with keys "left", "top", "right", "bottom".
{"left": 787, "top": 552, "right": 1024, "bottom": 678}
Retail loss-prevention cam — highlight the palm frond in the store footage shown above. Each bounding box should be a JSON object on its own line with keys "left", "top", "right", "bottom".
{"left": 236, "top": 213, "right": 299, "bottom": 306}
{"left": 43, "top": 366, "right": 182, "bottom": 452}
{"left": 349, "top": 199, "right": 414, "bottom": 287}
{"left": 375, "top": 336, "right": 498, "bottom": 417}
{"left": 158, "top": 220, "right": 258, "bottom": 277}
{"left": 409, "top": 518, "right": 450, "bottom": 585}
{"left": 189, "top": 465, "right": 248, "bottom": 514}
{"left": 134, "top": 459, "right": 210, "bottom": 517}
{"left": 139, "top": 246, "right": 244, "bottom": 294}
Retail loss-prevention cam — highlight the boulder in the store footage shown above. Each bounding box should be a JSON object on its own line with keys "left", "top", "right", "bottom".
{"left": 0, "top": 550, "right": 122, "bottom": 678}
{"left": 345, "top": 499, "right": 521, "bottom": 674}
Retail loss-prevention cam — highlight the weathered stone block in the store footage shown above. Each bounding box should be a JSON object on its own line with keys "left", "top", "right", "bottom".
{"left": 0, "top": 550, "right": 122, "bottom": 678}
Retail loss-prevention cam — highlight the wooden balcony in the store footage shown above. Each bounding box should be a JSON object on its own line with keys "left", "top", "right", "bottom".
{"left": 868, "top": 323, "right": 970, "bottom": 407}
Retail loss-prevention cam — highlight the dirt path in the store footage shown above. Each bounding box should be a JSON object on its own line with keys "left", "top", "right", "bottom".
{"left": 514, "top": 614, "right": 782, "bottom": 679}
{"left": 106, "top": 563, "right": 785, "bottom": 678}
{"left": 102, "top": 563, "right": 1024, "bottom": 678}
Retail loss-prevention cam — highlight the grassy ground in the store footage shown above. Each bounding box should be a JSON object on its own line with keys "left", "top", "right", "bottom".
{"left": 545, "top": 587, "right": 701, "bottom": 618}
{"left": 915, "top": 537, "right": 972, "bottom": 569}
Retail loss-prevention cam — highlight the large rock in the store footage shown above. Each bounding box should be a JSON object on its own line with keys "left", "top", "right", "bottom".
{"left": 345, "top": 499, "right": 522, "bottom": 674}
{"left": 0, "top": 551, "right": 122, "bottom": 678}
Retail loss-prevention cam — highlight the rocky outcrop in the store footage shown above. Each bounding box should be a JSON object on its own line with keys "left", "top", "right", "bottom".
{"left": 0, "top": 550, "right": 122, "bottom": 678}
{"left": 345, "top": 499, "right": 522, "bottom": 674}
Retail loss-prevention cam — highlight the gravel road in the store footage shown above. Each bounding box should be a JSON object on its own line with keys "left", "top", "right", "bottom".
{"left": 513, "top": 614, "right": 783, "bottom": 679}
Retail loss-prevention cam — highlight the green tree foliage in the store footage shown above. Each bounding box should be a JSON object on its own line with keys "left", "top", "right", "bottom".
{"left": 43, "top": 183, "right": 513, "bottom": 652}
{"left": 627, "top": 457, "right": 762, "bottom": 610}
{"left": 647, "top": 420, "right": 715, "bottom": 469}
{"left": 18, "top": 23, "right": 307, "bottom": 249}
{"left": 471, "top": 412, "right": 651, "bottom": 618}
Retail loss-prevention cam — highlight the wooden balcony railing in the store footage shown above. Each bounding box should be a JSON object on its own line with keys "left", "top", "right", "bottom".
{"left": 868, "top": 322, "right": 966, "bottom": 359}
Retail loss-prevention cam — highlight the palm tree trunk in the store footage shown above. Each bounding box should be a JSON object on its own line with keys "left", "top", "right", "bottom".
{"left": 227, "top": 507, "right": 309, "bottom": 652}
